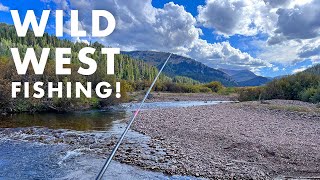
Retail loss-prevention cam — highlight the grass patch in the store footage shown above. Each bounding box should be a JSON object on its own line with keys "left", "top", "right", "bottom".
{"left": 267, "top": 105, "right": 320, "bottom": 113}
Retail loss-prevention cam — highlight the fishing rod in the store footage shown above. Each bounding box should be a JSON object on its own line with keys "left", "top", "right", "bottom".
{"left": 95, "top": 53, "right": 173, "bottom": 180}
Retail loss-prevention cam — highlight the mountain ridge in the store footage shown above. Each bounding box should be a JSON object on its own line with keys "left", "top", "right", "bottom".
{"left": 122, "top": 51, "right": 237, "bottom": 86}
{"left": 219, "top": 68, "right": 271, "bottom": 86}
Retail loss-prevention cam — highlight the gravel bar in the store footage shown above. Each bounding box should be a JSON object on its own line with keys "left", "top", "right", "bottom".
{"left": 133, "top": 100, "right": 320, "bottom": 179}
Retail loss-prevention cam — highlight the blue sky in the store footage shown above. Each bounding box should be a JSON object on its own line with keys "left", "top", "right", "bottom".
{"left": 0, "top": 0, "right": 319, "bottom": 77}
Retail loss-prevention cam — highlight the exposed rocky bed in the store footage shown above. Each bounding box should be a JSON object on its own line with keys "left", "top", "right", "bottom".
{"left": 133, "top": 100, "right": 320, "bottom": 179}
{"left": 1, "top": 99, "right": 319, "bottom": 179}
{"left": 146, "top": 92, "right": 238, "bottom": 102}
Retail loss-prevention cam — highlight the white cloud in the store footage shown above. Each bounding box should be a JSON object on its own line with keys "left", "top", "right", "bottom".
{"left": 190, "top": 40, "right": 271, "bottom": 71}
{"left": 257, "top": 40, "right": 302, "bottom": 65}
{"left": 69, "top": 1, "right": 202, "bottom": 54}
{"left": 197, "top": 0, "right": 277, "bottom": 37}
{"left": 197, "top": 0, "right": 318, "bottom": 41}
{"left": 40, "top": 0, "right": 69, "bottom": 10}
{"left": 256, "top": 36, "right": 320, "bottom": 67}
{"left": 263, "top": 0, "right": 291, "bottom": 8}
{"left": 196, "top": 0, "right": 320, "bottom": 67}
{"left": 53, "top": 0, "right": 268, "bottom": 71}
{"left": 272, "top": 1, "right": 320, "bottom": 42}
{"left": 292, "top": 67, "right": 307, "bottom": 74}
{"left": 273, "top": 67, "right": 279, "bottom": 71}
{"left": 267, "top": 0, "right": 320, "bottom": 45}
{"left": 0, "top": 3, "right": 9, "bottom": 12}
{"left": 298, "top": 39, "right": 320, "bottom": 59}
{"left": 45, "top": 0, "right": 320, "bottom": 73}
{"left": 74, "top": 37, "right": 90, "bottom": 45}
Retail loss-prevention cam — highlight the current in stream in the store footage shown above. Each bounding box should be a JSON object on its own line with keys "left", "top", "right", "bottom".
{"left": 0, "top": 101, "right": 224, "bottom": 179}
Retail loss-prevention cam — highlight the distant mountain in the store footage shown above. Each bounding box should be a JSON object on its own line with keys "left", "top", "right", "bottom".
{"left": 271, "top": 75, "right": 286, "bottom": 80}
{"left": 219, "top": 68, "right": 271, "bottom": 86}
{"left": 219, "top": 68, "right": 257, "bottom": 82}
{"left": 122, "top": 51, "right": 237, "bottom": 86}
{"left": 238, "top": 76, "right": 271, "bottom": 86}
{"left": 217, "top": 69, "right": 243, "bottom": 76}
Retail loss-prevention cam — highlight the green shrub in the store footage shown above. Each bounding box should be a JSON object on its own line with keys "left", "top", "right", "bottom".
{"left": 264, "top": 73, "right": 320, "bottom": 100}
{"left": 237, "top": 87, "right": 265, "bottom": 102}
{"left": 300, "top": 86, "right": 320, "bottom": 103}
{"left": 204, "top": 81, "right": 224, "bottom": 93}
{"left": 219, "top": 87, "right": 236, "bottom": 95}
{"left": 198, "top": 86, "right": 212, "bottom": 93}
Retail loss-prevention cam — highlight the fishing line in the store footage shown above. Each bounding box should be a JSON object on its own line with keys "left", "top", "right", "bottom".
{"left": 95, "top": 53, "right": 173, "bottom": 180}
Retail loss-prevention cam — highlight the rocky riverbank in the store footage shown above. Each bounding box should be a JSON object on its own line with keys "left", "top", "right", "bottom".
{"left": 133, "top": 100, "right": 320, "bottom": 179}
{"left": 0, "top": 127, "right": 200, "bottom": 178}
{"left": 146, "top": 92, "right": 238, "bottom": 102}
{"left": 1, "top": 99, "right": 319, "bottom": 179}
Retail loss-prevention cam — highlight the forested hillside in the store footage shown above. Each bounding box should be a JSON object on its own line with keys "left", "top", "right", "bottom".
{"left": 0, "top": 23, "right": 173, "bottom": 112}
{"left": 122, "top": 51, "right": 237, "bottom": 86}
{"left": 0, "top": 23, "right": 166, "bottom": 83}
{"left": 0, "top": 23, "right": 230, "bottom": 112}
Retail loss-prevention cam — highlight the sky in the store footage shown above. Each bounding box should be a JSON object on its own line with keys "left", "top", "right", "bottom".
{"left": 0, "top": 0, "right": 319, "bottom": 77}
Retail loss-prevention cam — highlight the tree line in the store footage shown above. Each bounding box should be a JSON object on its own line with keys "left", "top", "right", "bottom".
{"left": 238, "top": 65, "right": 320, "bottom": 104}
{"left": 0, "top": 23, "right": 225, "bottom": 112}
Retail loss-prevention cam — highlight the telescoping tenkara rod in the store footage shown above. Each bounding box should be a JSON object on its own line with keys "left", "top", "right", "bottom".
{"left": 96, "top": 53, "right": 173, "bottom": 180}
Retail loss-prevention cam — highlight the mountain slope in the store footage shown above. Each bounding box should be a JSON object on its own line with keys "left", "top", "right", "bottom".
{"left": 238, "top": 76, "right": 271, "bottom": 86}
{"left": 122, "top": 51, "right": 237, "bottom": 86}
{"left": 219, "top": 68, "right": 271, "bottom": 86}
{"left": 219, "top": 69, "right": 257, "bottom": 82}
{"left": 0, "top": 23, "right": 172, "bottom": 83}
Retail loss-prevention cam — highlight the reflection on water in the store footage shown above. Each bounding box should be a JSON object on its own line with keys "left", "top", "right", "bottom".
{"left": 0, "top": 110, "right": 127, "bottom": 131}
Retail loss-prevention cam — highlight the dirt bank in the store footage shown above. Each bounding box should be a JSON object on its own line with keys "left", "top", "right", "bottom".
{"left": 133, "top": 100, "right": 320, "bottom": 179}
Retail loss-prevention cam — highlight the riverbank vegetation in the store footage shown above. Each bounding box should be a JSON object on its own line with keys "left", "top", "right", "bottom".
{"left": 238, "top": 65, "right": 320, "bottom": 104}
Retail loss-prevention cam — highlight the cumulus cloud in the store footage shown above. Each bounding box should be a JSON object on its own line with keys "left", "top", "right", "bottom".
{"left": 0, "top": 3, "right": 9, "bottom": 12}
{"left": 263, "top": 0, "right": 290, "bottom": 8}
{"left": 69, "top": 1, "right": 201, "bottom": 54}
{"left": 46, "top": 0, "right": 267, "bottom": 71}
{"left": 267, "top": 0, "right": 320, "bottom": 45}
{"left": 292, "top": 67, "right": 307, "bottom": 74}
{"left": 36, "top": 0, "right": 320, "bottom": 73}
{"left": 298, "top": 40, "right": 320, "bottom": 59}
{"left": 197, "top": 0, "right": 276, "bottom": 36}
{"left": 275, "top": 1, "right": 320, "bottom": 39}
{"left": 257, "top": 39, "right": 303, "bottom": 64}
{"left": 197, "top": 0, "right": 319, "bottom": 47}
{"left": 190, "top": 40, "right": 272, "bottom": 71}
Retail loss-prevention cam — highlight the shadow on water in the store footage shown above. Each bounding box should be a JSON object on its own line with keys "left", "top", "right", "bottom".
{"left": 0, "top": 110, "right": 127, "bottom": 131}
{"left": 0, "top": 101, "right": 228, "bottom": 132}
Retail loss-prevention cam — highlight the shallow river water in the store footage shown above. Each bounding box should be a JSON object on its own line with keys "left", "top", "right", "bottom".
{"left": 0, "top": 101, "right": 226, "bottom": 180}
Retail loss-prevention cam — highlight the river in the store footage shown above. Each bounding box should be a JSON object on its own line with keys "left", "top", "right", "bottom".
{"left": 0, "top": 101, "right": 227, "bottom": 180}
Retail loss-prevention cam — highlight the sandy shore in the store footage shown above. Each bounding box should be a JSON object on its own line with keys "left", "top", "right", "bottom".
{"left": 133, "top": 100, "right": 320, "bottom": 179}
